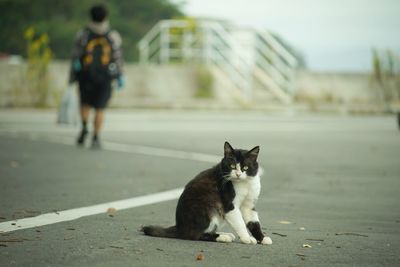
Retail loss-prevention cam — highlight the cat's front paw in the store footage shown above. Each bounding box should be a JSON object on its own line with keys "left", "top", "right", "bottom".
{"left": 240, "top": 235, "right": 257, "bottom": 245}
{"left": 216, "top": 233, "right": 234, "bottom": 243}
{"left": 217, "top": 232, "right": 236, "bottom": 241}
{"left": 261, "top": 236, "right": 272, "bottom": 245}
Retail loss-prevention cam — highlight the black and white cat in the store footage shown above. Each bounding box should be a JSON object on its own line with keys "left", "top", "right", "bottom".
{"left": 142, "top": 142, "right": 272, "bottom": 245}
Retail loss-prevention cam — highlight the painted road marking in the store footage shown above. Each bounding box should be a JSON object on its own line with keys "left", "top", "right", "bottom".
{"left": 0, "top": 188, "right": 184, "bottom": 233}
{"left": 0, "top": 131, "right": 220, "bottom": 163}
{"left": 0, "top": 132, "right": 218, "bottom": 233}
{"left": 104, "top": 141, "right": 219, "bottom": 163}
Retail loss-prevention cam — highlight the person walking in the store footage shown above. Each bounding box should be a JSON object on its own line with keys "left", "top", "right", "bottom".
{"left": 69, "top": 4, "right": 124, "bottom": 149}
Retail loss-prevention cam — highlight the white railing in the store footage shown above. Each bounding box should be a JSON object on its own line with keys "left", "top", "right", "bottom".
{"left": 138, "top": 19, "right": 299, "bottom": 103}
{"left": 254, "top": 30, "right": 298, "bottom": 102}
{"left": 200, "top": 21, "right": 253, "bottom": 98}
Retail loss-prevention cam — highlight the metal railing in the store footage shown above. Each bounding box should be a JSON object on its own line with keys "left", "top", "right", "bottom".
{"left": 138, "top": 19, "right": 298, "bottom": 103}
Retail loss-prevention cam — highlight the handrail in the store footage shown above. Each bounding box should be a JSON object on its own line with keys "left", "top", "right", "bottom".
{"left": 256, "top": 30, "right": 298, "bottom": 68}
{"left": 137, "top": 19, "right": 299, "bottom": 102}
{"left": 197, "top": 21, "right": 253, "bottom": 96}
{"left": 255, "top": 41, "right": 292, "bottom": 80}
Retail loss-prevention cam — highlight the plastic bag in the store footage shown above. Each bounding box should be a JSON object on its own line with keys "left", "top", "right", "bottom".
{"left": 57, "top": 85, "right": 79, "bottom": 125}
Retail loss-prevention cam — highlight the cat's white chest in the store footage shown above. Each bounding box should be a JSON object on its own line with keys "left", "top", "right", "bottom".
{"left": 232, "top": 175, "right": 261, "bottom": 206}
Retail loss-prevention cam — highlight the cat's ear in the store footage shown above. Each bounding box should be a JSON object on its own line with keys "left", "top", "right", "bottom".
{"left": 247, "top": 146, "right": 260, "bottom": 161}
{"left": 224, "top": 141, "right": 234, "bottom": 157}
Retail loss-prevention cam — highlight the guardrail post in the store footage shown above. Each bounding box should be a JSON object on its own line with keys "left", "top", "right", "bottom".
{"left": 160, "top": 23, "right": 170, "bottom": 64}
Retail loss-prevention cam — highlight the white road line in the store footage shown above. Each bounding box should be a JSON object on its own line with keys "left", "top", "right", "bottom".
{"left": 0, "top": 131, "right": 220, "bottom": 163}
{"left": 104, "top": 142, "right": 219, "bottom": 163}
{"left": 0, "top": 188, "right": 184, "bottom": 233}
{"left": 0, "top": 132, "right": 218, "bottom": 233}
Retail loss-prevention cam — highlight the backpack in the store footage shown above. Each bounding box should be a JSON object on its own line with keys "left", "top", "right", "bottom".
{"left": 81, "top": 29, "right": 118, "bottom": 83}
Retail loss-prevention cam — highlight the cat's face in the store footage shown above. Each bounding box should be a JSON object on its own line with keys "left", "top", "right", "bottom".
{"left": 221, "top": 141, "right": 260, "bottom": 181}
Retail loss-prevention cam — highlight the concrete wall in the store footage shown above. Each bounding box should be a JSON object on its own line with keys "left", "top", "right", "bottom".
{"left": 0, "top": 59, "right": 390, "bottom": 110}
{"left": 294, "top": 70, "right": 380, "bottom": 104}
{"left": 0, "top": 59, "right": 201, "bottom": 108}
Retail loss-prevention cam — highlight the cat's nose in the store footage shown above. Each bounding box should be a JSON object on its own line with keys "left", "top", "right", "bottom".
{"left": 236, "top": 172, "right": 241, "bottom": 177}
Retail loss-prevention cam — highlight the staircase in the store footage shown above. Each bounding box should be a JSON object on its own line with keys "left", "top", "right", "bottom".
{"left": 138, "top": 19, "right": 299, "bottom": 103}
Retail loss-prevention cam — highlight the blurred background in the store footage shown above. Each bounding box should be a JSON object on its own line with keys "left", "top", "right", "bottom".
{"left": 1, "top": 2, "right": 400, "bottom": 265}
{"left": 0, "top": 0, "right": 399, "bottom": 112}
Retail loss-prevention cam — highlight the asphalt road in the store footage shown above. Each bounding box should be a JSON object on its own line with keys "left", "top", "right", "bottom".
{"left": 0, "top": 110, "right": 399, "bottom": 267}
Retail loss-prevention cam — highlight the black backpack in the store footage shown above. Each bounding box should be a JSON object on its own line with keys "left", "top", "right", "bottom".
{"left": 81, "top": 29, "right": 117, "bottom": 83}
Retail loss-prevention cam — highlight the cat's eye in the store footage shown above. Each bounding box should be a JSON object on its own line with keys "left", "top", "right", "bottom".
{"left": 243, "top": 166, "right": 248, "bottom": 170}
{"left": 230, "top": 164, "right": 236, "bottom": 169}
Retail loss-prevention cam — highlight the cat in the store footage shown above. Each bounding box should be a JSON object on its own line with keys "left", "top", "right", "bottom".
{"left": 142, "top": 141, "right": 272, "bottom": 245}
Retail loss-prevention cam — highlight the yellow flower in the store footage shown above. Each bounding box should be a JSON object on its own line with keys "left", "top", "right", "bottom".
{"left": 24, "top": 27, "right": 35, "bottom": 39}
{"left": 39, "top": 33, "right": 49, "bottom": 44}
{"left": 31, "top": 40, "right": 40, "bottom": 51}
{"left": 186, "top": 17, "right": 197, "bottom": 31}
{"left": 43, "top": 48, "right": 52, "bottom": 61}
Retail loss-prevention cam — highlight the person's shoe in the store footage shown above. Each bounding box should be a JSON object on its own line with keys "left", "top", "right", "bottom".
{"left": 91, "top": 136, "right": 102, "bottom": 150}
{"left": 76, "top": 129, "right": 88, "bottom": 146}
{"left": 398, "top": 113, "right": 400, "bottom": 130}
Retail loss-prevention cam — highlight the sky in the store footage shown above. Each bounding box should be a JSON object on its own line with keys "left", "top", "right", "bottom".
{"left": 171, "top": 0, "right": 400, "bottom": 72}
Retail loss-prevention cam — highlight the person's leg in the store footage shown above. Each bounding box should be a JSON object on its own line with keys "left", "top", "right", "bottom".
{"left": 81, "top": 104, "right": 90, "bottom": 125}
{"left": 91, "top": 78, "right": 112, "bottom": 149}
{"left": 91, "top": 108, "right": 104, "bottom": 149}
{"left": 398, "top": 112, "right": 400, "bottom": 130}
{"left": 94, "top": 108, "right": 104, "bottom": 136}
{"left": 77, "top": 104, "right": 91, "bottom": 145}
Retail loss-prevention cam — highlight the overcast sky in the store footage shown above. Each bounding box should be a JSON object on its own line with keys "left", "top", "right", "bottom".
{"left": 172, "top": 0, "right": 400, "bottom": 72}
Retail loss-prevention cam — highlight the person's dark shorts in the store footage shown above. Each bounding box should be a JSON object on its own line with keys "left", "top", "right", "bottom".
{"left": 78, "top": 74, "right": 112, "bottom": 109}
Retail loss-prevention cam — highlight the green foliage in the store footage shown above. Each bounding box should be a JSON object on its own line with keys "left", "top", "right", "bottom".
{"left": 371, "top": 48, "right": 400, "bottom": 106}
{"left": 24, "top": 26, "right": 53, "bottom": 107}
{"left": 0, "top": 0, "right": 183, "bottom": 61}
{"left": 195, "top": 65, "right": 214, "bottom": 99}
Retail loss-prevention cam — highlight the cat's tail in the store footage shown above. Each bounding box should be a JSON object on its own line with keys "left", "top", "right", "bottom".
{"left": 141, "top": 225, "right": 177, "bottom": 238}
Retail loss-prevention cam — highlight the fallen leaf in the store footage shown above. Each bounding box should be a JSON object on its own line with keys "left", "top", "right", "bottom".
{"left": 110, "top": 245, "right": 124, "bottom": 249}
{"left": 196, "top": 253, "right": 204, "bottom": 261}
{"left": 299, "top": 227, "right": 305, "bottom": 231}
{"left": 272, "top": 232, "right": 287, "bottom": 237}
{"left": 278, "top": 220, "right": 292, "bottom": 225}
{"left": 302, "top": 244, "right": 312, "bottom": 248}
{"left": 296, "top": 253, "right": 305, "bottom": 257}
{"left": 107, "top": 207, "right": 117, "bottom": 214}
{"left": 335, "top": 232, "right": 368, "bottom": 237}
